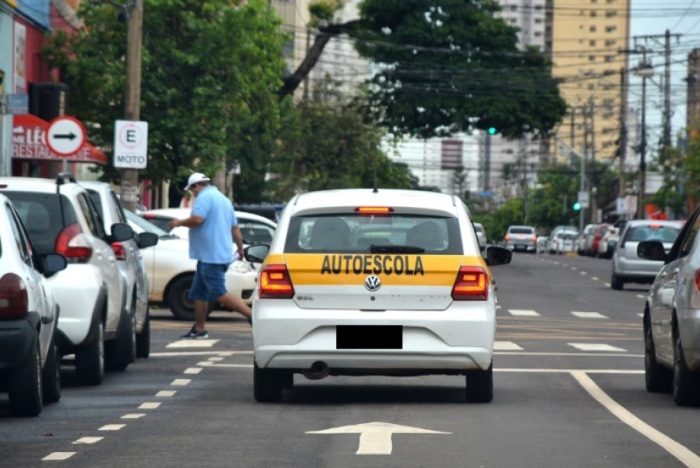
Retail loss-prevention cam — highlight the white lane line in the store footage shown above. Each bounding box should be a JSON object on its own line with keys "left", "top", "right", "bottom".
{"left": 167, "top": 339, "right": 219, "bottom": 348}
{"left": 121, "top": 414, "right": 146, "bottom": 419}
{"left": 568, "top": 343, "right": 626, "bottom": 352}
{"left": 196, "top": 363, "right": 253, "bottom": 368}
{"left": 636, "top": 294, "right": 646, "bottom": 300}
{"left": 171, "top": 379, "right": 191, "bottom": 386}
{"left": 508, "top": 309, "right": 540, "bottom": 316}
{"left": 580, "top": 271, "right": 587, "bottom": 275}
{"left": 73, "top": 437, "right": 103, "bottom": 445}
{"left": 571, "top": 311, "right": 608, "bottom": 319}
{"left": 99, "top": 424, "right": 126, "bottom": 431}
{"left": 591, "top": 276, "right": 600, "bottom": 281}
{"left": 571, "top": 371, "right": 700, "bottom": 467}
{"left": 496, "top": 352, "right": 642, "bottom": 357}
{"left": 42, "top": 452, "right": 76, "bottom": 461}
{"left": 156, "top": 390, "right": 177, "bottom": 397}
{"left": 496, "top": 369, "right": 643, "bottom": 374}
{"left": 184, "top": 367, "right": 202, "bottom": 374}
{"left": 494, "top": 341, "right": 524, "bottom": 351}
{"left": 139, "top": 402, "right": 161, "bottom": 409}
{"left": 604, "top": 283, "right": 611, "bottom": 287}
{"left": 150, "top": 350, "right": 252, "bottom": 357}
{"left": 208, "top": 356, "right": 224, "bottom": 362}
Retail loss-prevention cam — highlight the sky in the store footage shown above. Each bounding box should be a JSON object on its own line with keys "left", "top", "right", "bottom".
{"left": 629, "top": 0, "right": 700, "bottom": 144}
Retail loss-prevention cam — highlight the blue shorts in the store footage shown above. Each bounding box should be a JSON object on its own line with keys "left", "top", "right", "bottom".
{"left": 189, "top": 262, "right": 229, "bottom": 302}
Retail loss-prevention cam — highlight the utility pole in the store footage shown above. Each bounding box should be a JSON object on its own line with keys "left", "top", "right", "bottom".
{"left": 618, "top": 67, "right": 627, "bottom": 201}
{"left": 663, "top": 29, "right": 673, "bottom": 148}
{"left": 589, "top": 97, "right": 597, "bottom": 223}
{"left": 121, "top": 0, "right": 143, "bottom": 212}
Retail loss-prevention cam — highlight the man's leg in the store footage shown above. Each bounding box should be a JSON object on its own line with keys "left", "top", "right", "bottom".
{"left": 193, "top": 299, "right": 209, "bottom": 333}
{"left": 216, "top": 292, "right": 252, "bottom": 323}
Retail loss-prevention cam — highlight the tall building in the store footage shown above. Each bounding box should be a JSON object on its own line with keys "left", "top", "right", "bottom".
{"left": 548, "top": 0, "right": 631, "bottom": 165}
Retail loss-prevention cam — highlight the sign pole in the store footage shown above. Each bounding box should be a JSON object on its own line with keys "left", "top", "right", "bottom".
{"left": 121, "top": 0, "right": 144, "bottom": 212}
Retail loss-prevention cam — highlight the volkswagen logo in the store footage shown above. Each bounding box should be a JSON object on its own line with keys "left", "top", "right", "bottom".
{"left": 365, "top": 275, "right": 381, "bottom": 291}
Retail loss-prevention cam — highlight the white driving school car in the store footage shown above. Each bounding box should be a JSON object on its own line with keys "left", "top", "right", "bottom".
{"left": 247, "top": 188, "right": 512, "bottom": 403}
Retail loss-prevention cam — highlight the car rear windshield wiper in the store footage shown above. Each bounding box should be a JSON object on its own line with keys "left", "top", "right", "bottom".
{"left": 370, "top": 245, "right": 425, "bottom": 254}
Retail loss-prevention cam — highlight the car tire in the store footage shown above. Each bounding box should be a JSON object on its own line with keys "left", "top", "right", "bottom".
{"left": 254, "top": 361, "right": 283, "bottom": 403}
{"left": 75, "top": 320, "right": 105, "bottom": 386}
{"left": 167, "top": 275, "right": 196, "bottom": 321}
{"left": 611, "top": 270, "right": 624, "bottom": 290}
{"left": 106, "top": 307, "right": 135, "bottom": 371}
{"left": 8, "top": 334, "right": 42, "bottom": 417}
{"left": 465, "top": 364, "right": 493, "bottom": 403}
{"left": 136, "top": 307, "right": 151, "bottom": 359}
{"left": 644, "top": 321, "right": 672, "bottom": 393}
{"left": 41, "top": 332, "right": 62, "bottom": 404}
{"left": 673, "top": 334, "right": 700, "bottom": 406}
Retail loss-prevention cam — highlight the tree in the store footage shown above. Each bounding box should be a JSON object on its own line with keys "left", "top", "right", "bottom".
{"left": 42, "top": 0, "right": 288, "bottom": 203}
{"left": 267, "top": 80, "right": 417, "bottom": 201}
{"left": 281, "top": 0, "right": 567, "bottom": 139}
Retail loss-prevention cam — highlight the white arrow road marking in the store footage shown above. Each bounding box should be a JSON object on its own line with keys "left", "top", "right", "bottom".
{"left": 307, "top": 422, "right": 450, "bottom": 455}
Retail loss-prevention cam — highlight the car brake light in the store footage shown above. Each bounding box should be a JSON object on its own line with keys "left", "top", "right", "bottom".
{"left": 259, "top": 264, "right": 295, "bottom": 299}
{"left": 355, "top": 206, "right": 394, "bottom": 215}
{"left": 55, "top": 223, "right": 93, "bottom": 262}
{"left": 0, "top": 273, "right": 28, "bottom": 320}
{"left": 695, "top": 270, "right": 700, "bottom": 291}
{"left": 111, "top": 242, "right": 127, "bottom": 260}
{"left": 452, "top": 266, "right": 488, "bottom": 301}
{"left": 504, "top": 234, "right": 510, "bottom": 241}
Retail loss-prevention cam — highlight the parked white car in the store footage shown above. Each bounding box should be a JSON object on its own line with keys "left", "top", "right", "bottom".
{"left": 0, "top": 174, "right": 135, "bottom": 385}
{"left": 82, "top": 181, "right": 158, "bottom": 360}
{"left": 0, "top": 194, "right": 67, "bottom": 416}
{"left": 125, "top": 210, "right": 262, "bottom": 320}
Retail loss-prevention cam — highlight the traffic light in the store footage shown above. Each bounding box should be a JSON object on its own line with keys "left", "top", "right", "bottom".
{"left": 572, "top": 202, "right": 582, "bottom": 211}
{"left": 487, "top": 127, "right": 497, "bottom": 135}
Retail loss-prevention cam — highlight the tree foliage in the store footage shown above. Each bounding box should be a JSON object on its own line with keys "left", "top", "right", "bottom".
{"left": 42, "top": 0, "right": 288, "bottom": 202}
{"left": 350, "top": 0, "right": 567, "bottom": 139}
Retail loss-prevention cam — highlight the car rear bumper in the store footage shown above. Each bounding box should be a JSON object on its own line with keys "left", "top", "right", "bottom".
{"left": 253, "top": 307, "right": 495, "bottom": 372}
{"left": 678, "top": 307, "right": 700, "bottom": 371}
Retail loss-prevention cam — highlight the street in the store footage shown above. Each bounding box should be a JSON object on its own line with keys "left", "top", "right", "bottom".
{"left": 1, "top": 252, "right": 698, "bottom": 468}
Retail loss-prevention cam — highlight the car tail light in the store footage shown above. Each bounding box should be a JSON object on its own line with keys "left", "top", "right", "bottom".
{"left": 695, "top": 269, "right": 700, "bottom": 291}
{"left": 452, "top": 266, "right": 488, "bottom": 301}
{"left": 355, "top": 206, "right": 394, "bottom": 215}
{"left": 504, "top": 234, "right": 510, "bottom": 241}
{"left": 111, "top": 242, "right": 127, "bottom": 260}
{"left": 55, "top": 223, "right": 93, "bottom": 263}
{"left": 259, "top": 264, "right": 294, "bottom": 299}
{"left": 0, "top": 273, "right": 28, "bottom": 320}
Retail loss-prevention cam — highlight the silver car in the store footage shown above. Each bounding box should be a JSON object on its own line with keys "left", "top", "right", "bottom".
{"left": 611, "top": 220, "right": 682, "bottom": 290}
{"left": 473, "top": 222, "right": 487, "bottom": 251}
{"left": 638, "top": 213, "right": 700, "bottom": 405}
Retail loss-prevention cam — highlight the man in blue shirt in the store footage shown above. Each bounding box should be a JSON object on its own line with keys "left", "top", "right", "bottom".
{"left": 171, "top": 172, "right": 253, "bottom": 338}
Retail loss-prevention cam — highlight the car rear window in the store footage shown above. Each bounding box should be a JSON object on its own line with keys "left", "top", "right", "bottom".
{"left": 509, "top": 227, "right": 534, "bottom": 234}
{"left": 3, "top": 192, "right": 78, "bottom": 255}
{"left": 284, "top": 214, "right": 463, "bottom": 254}
{"left": 626, "top": 225, "right": 681, "bottom": 243}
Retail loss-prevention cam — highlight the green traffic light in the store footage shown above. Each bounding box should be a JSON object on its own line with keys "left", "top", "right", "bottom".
{"left": 487, "top": 127, "right": 497, "bottom": 135}
{"left": 573, "top": 202, "right": 581, "bottom": 211}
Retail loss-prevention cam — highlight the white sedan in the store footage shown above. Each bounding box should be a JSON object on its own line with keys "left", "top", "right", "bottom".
{"left": 124, "top": 211, "right": 267, "bottom": 321}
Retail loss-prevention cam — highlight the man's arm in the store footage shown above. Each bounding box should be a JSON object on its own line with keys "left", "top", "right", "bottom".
{"left": 232, "top": 226, "right": 245, "bottom": 257}
{"left": 170, "top": 214, "right": 205, "bottom": 229}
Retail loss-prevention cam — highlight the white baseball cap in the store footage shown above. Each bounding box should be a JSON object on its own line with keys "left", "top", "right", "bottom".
{"left": 184, "top": 172, "right": 210, "bottom": 191}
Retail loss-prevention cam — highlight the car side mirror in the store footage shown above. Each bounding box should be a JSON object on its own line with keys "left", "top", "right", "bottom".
{"left": 111, "top": 222, "right": 134, "bottom": 242}
{"left": 485, "top": 245, "right": 512, "bottom": 266}
{"left": 637, "top": 240, "right": 666, "bottom": 262}
{"left": 245, "top": 244, "right": 269, "bottom": 263}
{"left": 41, "top": 253, "right": 67, "bottom": 278}
{"left": 137, "top": 232, "right": 159, "bottom": 248}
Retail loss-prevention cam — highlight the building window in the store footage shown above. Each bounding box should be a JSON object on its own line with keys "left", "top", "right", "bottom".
{"left": 590, "top": 40, "right": 597, "bottom": 46}
{"left": 606, "top": 10, "right": 617, "bottom": 17}
{"left": 590, "top": 25, "right": 597, "bottom": 32}
{"left": 606, "top": 25, "right": 617, "bottom": 33}
{"left": 605, "top": 55, "right": 615, "bottom": 62}
{"left": 605, "top": 40, "right": 616, "bottom": 47}
{"left": 589, "top": 55, "right": 596, "bottom": 61}
{"left": 590, "top": 10, "right": 597, "bottom": 17}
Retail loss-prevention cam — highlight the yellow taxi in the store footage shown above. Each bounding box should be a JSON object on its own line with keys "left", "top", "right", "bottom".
{"left": 246, "top": 189, "right": 512, "bottom": 402}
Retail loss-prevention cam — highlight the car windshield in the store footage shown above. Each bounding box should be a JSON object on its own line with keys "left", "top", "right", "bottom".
{"left": 125, "top": 210, "right": 177, "bottom": 239}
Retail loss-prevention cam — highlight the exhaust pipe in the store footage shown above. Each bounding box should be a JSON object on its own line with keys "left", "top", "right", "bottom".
{"left": 303, "top": 361, "right": 330, "bottom": 380}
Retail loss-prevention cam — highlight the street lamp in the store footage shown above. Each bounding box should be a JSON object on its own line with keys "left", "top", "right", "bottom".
{"left": 635, "top": 61, "right": 654, "bottom": 219}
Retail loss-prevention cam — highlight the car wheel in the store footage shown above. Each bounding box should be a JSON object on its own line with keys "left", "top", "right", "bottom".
{"left": 75, "top": 320, "right": 105, "bottom": 386}
{"left": 254, "top": 361, "right": 283, "bottom": 402}
{"left": 611, "top": 270, "right": 624, "bottom": 290}
{"left": 672, "top": 333, "right": 700, "bottom": 406}
{"left": 167, "top": 275, "right": 196, "bottom": 321}
{"left": 8, "top": 333, "right": 42, "bottom": 417}
{"left": 41, "top": 331, "right": 62, "bottom": 404}
{"left": 106, "top": 307, "right": 135, "bottom": 371}
{"left": 136, "top": 307, "right": 151, "bottom": 358}
{"left": 465, "top": 364, "right": 493, "bottom": 403}
{"left": 644, "top": 320, "right": 672, "bottom": 393}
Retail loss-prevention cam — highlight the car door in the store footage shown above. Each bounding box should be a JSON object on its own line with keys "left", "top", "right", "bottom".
{"left": 648, "top": 213, "right": 700, "bottom": 360}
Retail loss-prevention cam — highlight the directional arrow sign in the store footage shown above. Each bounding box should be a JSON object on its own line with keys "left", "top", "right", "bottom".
{"left": 306, "top": 422, "right": 451, "bottom": 455}
{"left": 47, "top": 116, "right": 86, "bottom": 157}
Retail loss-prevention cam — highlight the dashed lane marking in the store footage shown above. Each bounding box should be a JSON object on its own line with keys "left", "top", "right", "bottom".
{"left": 98, "top": 424, "right": 126, "bottom": 431}
{"left": 171, "top": 379, "right": 191, "bottom": 386}
{"left": 184, "top": 367, "right": 202, "bottom": 374}
{"left": 139, "top": 402, "right": 161, "bottom": 410}
{"left": 494, "top": 341, "right": 524, "bottom": 351}
{"left": 121, "top": 414, "right": 145, "bottom": 419}
{"left": 73, "top": 437, "right": 103, "bottom": 445}
{"left": 167, "top": 339, "right": 219, "bottom": 348}
{"left": 156, "top": 390, "right": 177, "bottom": 397}
{"left": 42, "top": 452, "right": 76, "bottom": 461}
{"left": 571, "top": 311, "right": 608, "bottom": 319}
{"left": 568, "top": 343, "right": 626, "bottom": 352}
{"left": 508, "top": 309, "right": 540, "bottom": 316}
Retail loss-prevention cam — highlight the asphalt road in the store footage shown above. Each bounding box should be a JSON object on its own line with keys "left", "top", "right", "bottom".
{"left": 1, "top": 252, "right": 699, "bottom": 467}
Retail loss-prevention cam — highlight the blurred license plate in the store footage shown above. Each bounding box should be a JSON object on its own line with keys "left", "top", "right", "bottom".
{"left": 336, "top": 326, "right": 402, "bottom": 349}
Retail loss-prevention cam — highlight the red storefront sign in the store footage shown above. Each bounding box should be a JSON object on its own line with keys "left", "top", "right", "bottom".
{"left": 12, "top": 114, "right": 107, "bottom": 164}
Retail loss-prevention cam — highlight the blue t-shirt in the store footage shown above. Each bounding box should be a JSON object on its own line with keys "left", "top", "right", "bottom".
{"left": 189, "top": 186, "right": 238, "bottom": 264}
